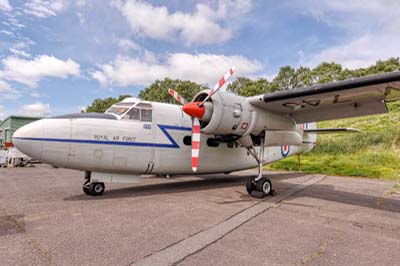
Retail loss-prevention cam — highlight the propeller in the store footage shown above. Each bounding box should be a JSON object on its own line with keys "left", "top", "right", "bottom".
{"left": 198, "top": 66, "right": 236, "bottom": 107}
{"left": 191, "top": 118, "right": 200, "bottom": 172}
{"left": 168, "top": 67, "right": 236, "bottom": 172}
{"left": 168, "top": 88, "right": 188, "bottom": 105}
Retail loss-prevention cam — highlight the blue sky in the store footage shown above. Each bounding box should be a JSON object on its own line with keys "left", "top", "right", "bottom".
{"left": 0, "top": 0, "right": 399, "bottom": 118}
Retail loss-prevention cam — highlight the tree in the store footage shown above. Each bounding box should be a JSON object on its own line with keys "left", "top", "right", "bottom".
{"left": 86, "top": 94, "right": 132, "bottom": 113}
{"left": 311, "top": 62, "right": 343, "bottom": 84}
{"left": 270, "top": 66, "right": 313, "bottom": 92}
{"left": 138, "top": 78, "right": 208, "bottom": 103}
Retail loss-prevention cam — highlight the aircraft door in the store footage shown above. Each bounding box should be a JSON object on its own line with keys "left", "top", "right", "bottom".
{"left": 120, "top": 103, "right": 156, "bottom": 174}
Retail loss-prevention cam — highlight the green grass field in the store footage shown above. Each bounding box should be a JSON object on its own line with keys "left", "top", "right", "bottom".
{"left": 268, "top": 102, "right": 400, "bottom": 181}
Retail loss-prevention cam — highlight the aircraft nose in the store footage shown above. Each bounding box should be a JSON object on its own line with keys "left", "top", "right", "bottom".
{"left": 13, "top": 119, "right": 44, "bottom": 160}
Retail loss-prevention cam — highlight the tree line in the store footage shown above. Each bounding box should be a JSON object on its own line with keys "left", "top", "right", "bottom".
{"left": 86, "top": 58, "right": 400, "bottom": 113}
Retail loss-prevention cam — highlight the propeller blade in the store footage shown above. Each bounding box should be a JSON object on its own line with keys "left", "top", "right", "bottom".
{"left": 199, "top": 66, "right": 236, "bottom": 107}
{"left": 168, "top": 88, "right": 188, "bottom": 105}
{"left": 191, "top": 118, "right": 200, "bottom": 172}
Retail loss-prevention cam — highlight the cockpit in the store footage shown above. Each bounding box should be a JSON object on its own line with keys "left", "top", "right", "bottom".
{"left": 105, "top": 97, "right": 153, "bottom": 122}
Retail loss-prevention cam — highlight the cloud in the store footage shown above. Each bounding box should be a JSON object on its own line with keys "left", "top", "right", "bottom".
{"left": 92, "top": 52, "right": 263, "bottom": 87}
{"left": 0, "top": 80, "right": 21, "bottom": 100}
{"left": 118, "top": 0, "right": 252, "bottom": 45}
{"left": 23, "top": 0, "right": 64, "bottom": 18}
{"left": 299, "top": 0, "right": 400, "bottom": 69}
{"left": 118, "top": 39, "right": 141, "bottom": 52}
{"left": 0, "top": 0, "right": 12, "bottom": 12}
{"left": 9, "top": 41, "right": 33, "bottom": 58}
{"left": 0, "top": 105, "right": 4, "bottom": 119}
{"left": 19, "top": 102, "right": 52, "bottom": 117}
{"left": 0, "top": 55, "right": 80, "bottom": 88}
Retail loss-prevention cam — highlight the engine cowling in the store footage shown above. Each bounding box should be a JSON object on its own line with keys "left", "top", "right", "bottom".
{"left": 192, "top": 90, "right": 257, "bottom": 138}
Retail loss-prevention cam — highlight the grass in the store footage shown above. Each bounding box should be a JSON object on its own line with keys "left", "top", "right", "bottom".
{"left": 268, "top": 102, "right": 400, "bottom": 181}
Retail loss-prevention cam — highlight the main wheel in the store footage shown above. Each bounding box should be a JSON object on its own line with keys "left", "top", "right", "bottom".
{"left": 256, "top": 177, "right": 272, "bottom": 196}
{"left": 88, "top": 182, "right": 105, "bottom": 196}
{"left": 246, "top": 176, "right": 256, "bottom": 195}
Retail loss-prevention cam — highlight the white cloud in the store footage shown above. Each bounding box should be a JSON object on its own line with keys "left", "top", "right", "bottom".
{"left": 118, "top": 0, "right": 252, "bottom": 45}
{"left": 299, "top": 0, "right": 400, "bottom": 69}
{"left": 0, "top": 105, "right": 4, "bottom": 119}
{"left": 9, "top": 41, "right": 33, "bottom": 58}
{"left": 24, "top": 0, "right": 64, "bottom": 18}
{"left": 0, "top": 80, "right": 21, "bottom": 100}
{"left": 19, "top": 102, "right": 52, "bottom": 117}
{"left": 92, "top": 52, "right": 263, "bottom": 87}
{"left": 0, "top": 30, "right": 13, "bottom": 36}
{"left": 118, "top": 39, "right": 141, "bottom": 52}
{"left": 0, "top": 55, "right": 80, "bottom": 88}
{"left": 0, "top": 0, "right": 12, "bottom": 12}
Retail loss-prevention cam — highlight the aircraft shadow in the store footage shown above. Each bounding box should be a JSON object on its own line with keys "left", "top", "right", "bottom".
{"left": 63, "top": 173, "right": 400, "bottom": 213}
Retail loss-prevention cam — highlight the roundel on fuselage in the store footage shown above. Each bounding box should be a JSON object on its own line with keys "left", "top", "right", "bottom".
{"left": 281, "top": 145, "right": 290, "bottom": 157}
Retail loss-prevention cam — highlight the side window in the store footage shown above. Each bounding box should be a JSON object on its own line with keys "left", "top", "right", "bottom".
{"left": 122, "top": 108, "right": 140, "bottom": 120}
{"left": 141, "top": 109, "right": 152, "bottom": 122}
{"left": 137, "top": 103, "right": 152, "bottom": 122}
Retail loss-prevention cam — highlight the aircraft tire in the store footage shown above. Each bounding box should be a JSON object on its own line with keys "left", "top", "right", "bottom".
{"left": 88, "top": 182, "right": 105, "bottom": 196}
{"left": 83, "top": 186, "right": 90, "bottom": 195}
{"left": 256, "top": 177, "right": 272, "bottom": 196}
{"left": 246, "top": 177, "right": 256, "bottom": 195}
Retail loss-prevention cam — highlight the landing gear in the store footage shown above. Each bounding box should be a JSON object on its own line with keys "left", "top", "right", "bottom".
{"left": 246, "top": 176, "right": 273, "bottom": 197}
{"left": 82, "top": 171, "right": 105, "bottom": 196}
{"left": 245, "top": 134, "right": 273, "bottom": 198}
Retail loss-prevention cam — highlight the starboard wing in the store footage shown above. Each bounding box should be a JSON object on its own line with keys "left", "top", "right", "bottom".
{"left": 248, "top": 72, "right": 400, "bottom": 123}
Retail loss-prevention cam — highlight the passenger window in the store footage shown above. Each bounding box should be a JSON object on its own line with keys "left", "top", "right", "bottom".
{"left": 122, "top": 108, "right": 140, "bottom": 120}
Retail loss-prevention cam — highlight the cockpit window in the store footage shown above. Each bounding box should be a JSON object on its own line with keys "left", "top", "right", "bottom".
{"left": 137, "top": 103, "right": 152, "bottom": 108}
{"left": 113, "top": 102, "right": 135, "bottom": 107}
{"left": 120, "top": 103, "right": 152, "bottom": 122}
{"left": 107, "top": 107, "right": 129, "bottom": 116}
{"left": 122, "top": 108, "right": 140, "bottom": 120}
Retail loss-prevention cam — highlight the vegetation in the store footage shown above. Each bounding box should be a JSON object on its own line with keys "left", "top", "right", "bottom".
{"left": 86, "top": 95, "right": 132, "bottom": 113}
{"left": 268, "top": 102, "right": 400, "bottom": 180}
{"left": 138, "top": 78, "right": 208, "bottom": 103}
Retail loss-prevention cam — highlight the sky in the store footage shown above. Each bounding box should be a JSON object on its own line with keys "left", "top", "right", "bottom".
{"left": 0, "top": 0, "right": 399, "bottom": 119}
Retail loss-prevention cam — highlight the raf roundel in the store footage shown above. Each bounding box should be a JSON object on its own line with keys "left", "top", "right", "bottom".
{"left": 281, "top": 145, "right": 290, "bottom": 157}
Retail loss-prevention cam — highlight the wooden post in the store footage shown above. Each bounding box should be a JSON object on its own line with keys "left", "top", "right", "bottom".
{"left": 297, "top": 154, "right": 301, "bottom": 172}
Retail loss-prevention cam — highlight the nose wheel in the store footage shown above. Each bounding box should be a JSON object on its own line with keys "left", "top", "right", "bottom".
{"left": 82, "top": 171, "right": 105, "bottom": 196}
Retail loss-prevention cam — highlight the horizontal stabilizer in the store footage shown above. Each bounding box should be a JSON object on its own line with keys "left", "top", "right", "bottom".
{"left": 304, "top": 128, "right": 361, "bottom": 134}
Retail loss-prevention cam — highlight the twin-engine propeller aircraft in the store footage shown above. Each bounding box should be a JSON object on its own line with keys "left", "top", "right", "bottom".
{"left": 13, "top": 68, "right": 400, "bottom": 197}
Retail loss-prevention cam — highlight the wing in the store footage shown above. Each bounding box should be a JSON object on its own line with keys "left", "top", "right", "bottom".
{"left": 248, "top": 72, "right": 400, "bottom": 123}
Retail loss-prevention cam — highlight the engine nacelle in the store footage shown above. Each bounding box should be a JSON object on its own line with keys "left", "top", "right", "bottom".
{"left": 192, "top": 90, "right": 256, "bottom": 138}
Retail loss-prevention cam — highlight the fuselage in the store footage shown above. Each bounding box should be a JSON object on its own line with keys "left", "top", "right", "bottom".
{"left": 13, "top": 99, "right": 315, "bottom": 175}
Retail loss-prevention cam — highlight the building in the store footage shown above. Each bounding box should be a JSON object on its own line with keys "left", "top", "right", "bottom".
{"left": 0, "top": 116, "right": 42, "bottom": 148}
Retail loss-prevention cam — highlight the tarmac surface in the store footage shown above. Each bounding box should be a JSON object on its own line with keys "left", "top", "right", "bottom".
{"left": 1, "top": 164, "right": 400, "bottom": 266}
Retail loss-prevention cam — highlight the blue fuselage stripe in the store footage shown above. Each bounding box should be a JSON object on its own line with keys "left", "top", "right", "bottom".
{"left": 14, "top": 124, "right": 192, "bottom": 149}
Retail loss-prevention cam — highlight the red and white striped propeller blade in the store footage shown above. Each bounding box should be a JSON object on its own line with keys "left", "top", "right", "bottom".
{"left": 199, "top": 66, "right": 236, "bottom": 107}
{"left": 168, "top": 88, "right": 187, "bottom": 105}
{"left": 191, "top": 118, "right": 201, "bottom": 172}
